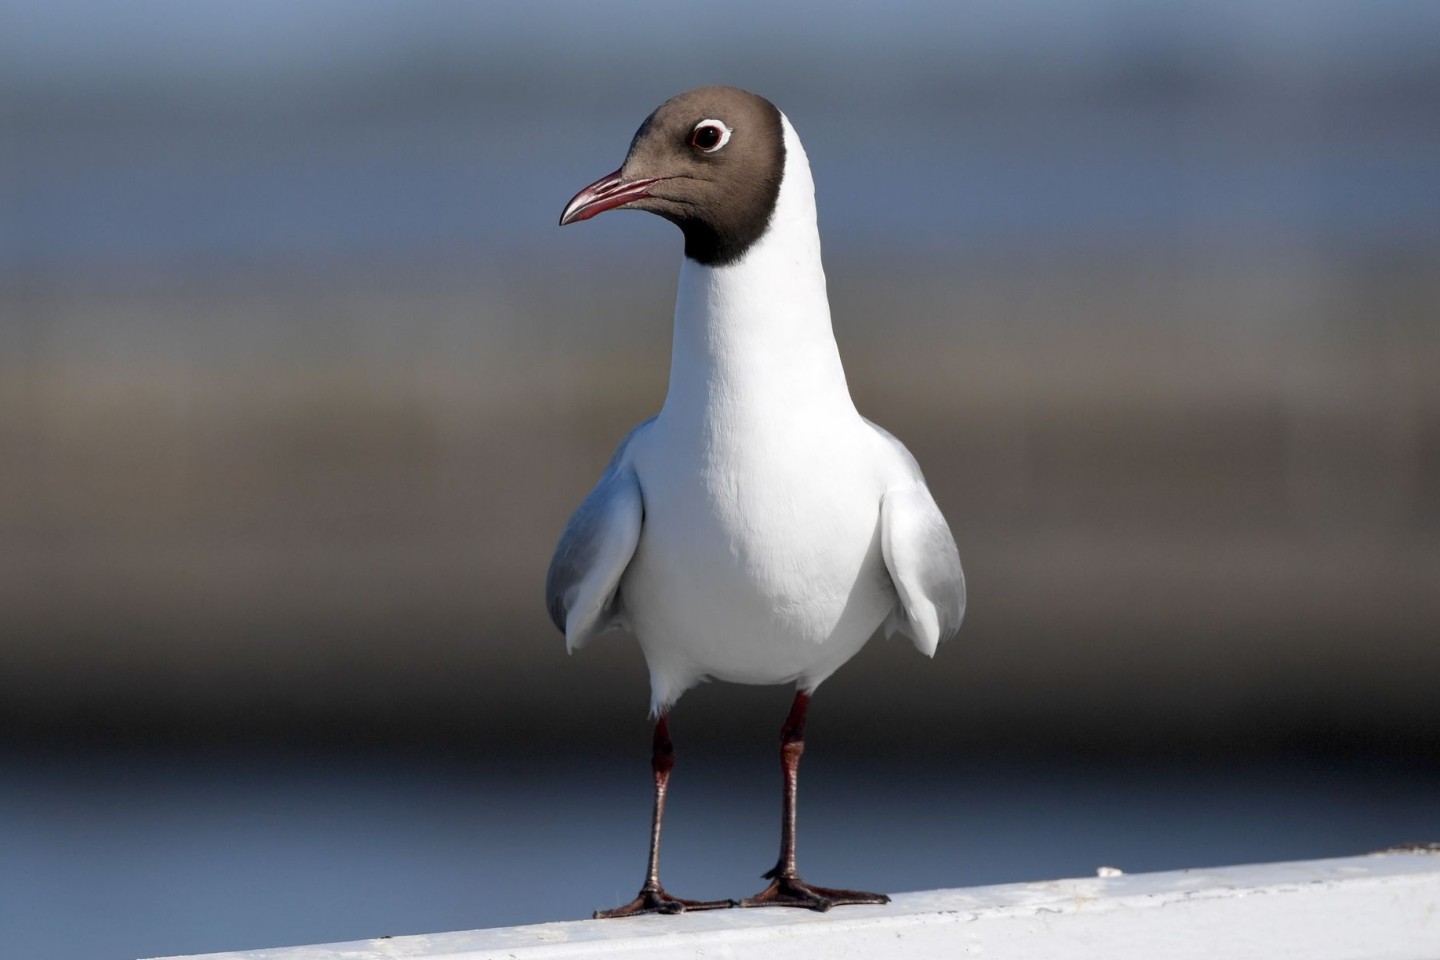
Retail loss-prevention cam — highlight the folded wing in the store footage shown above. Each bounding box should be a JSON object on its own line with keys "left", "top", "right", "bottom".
{"left": 864, "top": 417, "right": 966, "bottom": 657}
{"left": 545, "top": 426, "right": 649, "bottom": 652}
{"left": 880, "top": 482, "right": 965, "bottom": 656}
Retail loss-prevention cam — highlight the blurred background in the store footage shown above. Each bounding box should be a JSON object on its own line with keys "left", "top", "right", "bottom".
{"left": 3, "top": 1, "right": 1439, "bottom": 958}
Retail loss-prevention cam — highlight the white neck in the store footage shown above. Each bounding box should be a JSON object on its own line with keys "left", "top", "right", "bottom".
{"left": 660, "top": 114, "right": 855, "bottom": 428}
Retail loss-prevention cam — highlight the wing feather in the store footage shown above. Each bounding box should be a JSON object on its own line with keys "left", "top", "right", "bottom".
{"left": 544, "top": 423, "right": 650, "bottom": 651}
{"left": 865, "top": 420, "right": 965, "bottom": 656}
{"left": 880, "top": 484, "right": 965, "bottom": 656}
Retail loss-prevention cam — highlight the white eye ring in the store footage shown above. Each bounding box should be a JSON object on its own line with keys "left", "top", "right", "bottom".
{"left": 690, "top": 119, "right": 732, "bottom": 153}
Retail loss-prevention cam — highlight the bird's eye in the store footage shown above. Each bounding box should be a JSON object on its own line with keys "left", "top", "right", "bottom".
{"left": 689, "top": 119, "right": 731, "bottom": 153}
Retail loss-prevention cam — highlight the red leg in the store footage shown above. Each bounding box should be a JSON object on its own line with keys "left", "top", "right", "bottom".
{"left": 594, "top": 713, "right": 735, "bottom": 918}
{"left": 740, "top": 690, "right": 890, "bottom": 911}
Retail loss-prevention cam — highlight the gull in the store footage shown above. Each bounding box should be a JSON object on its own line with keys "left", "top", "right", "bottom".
{"left": 548, "top": 86, "right": 964, "bottom": 918}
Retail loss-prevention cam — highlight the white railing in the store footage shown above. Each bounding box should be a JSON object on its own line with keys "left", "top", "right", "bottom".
{"left": 149, "top": 849, "right": 1440, "bottom": 960}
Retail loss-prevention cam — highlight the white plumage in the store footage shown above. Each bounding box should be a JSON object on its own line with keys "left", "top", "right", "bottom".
{"left": 547, "top": 114, "right": 964, "bottom": 714}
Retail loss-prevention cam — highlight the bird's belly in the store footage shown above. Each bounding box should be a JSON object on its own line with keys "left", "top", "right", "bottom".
{"left": 621, "top": 457, "right": 895, "bottom": 700}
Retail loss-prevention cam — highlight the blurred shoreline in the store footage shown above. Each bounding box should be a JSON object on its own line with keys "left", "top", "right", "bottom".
{"left": 4, "top": 255, "right": 1437, "bottom": 755}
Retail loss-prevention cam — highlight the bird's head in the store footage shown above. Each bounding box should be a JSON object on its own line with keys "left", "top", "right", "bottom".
{"left": 559, "top": 86, "right": 786, "bottom": 266}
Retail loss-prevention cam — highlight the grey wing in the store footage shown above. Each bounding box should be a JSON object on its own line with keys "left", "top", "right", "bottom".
{"left": 545, "top": 422, "right": 650, "bottom": 652}
{"left": 866, "top": 420, "right": 965, "bottom": 656}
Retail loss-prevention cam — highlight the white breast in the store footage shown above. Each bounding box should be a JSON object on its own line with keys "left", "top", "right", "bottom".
{"left": 616, "top": 115, "right": 905, "bottom": 711}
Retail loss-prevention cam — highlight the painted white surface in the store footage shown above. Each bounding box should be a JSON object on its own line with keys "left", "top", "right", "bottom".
{"left": 150, "top": 850, "right": 1440, "bottom": 960}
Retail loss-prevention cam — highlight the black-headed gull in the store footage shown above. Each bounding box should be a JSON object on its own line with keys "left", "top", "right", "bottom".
{"left": 549, "top": 86, "right": 965, "bottom": 917}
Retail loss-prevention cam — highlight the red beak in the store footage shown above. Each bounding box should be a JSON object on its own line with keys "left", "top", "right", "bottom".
{"left": 559, "top": 168, "right": 663, "bottom": 226}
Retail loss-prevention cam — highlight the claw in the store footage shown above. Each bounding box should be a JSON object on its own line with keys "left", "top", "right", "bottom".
{"left": 740, "top": 875, "right": 890, "bottom": 911}
{"left": 595, "top": 886, "right": 735, "bottom": 919}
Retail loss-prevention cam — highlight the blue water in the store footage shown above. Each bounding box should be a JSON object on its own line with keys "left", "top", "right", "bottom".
{"left": 3, "top": 749, "right": 1434, "bottom": 960}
